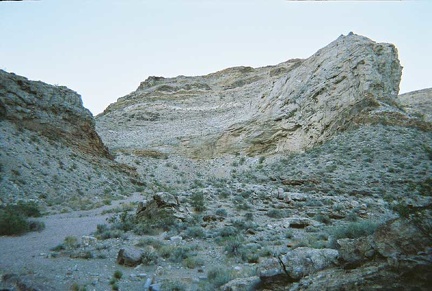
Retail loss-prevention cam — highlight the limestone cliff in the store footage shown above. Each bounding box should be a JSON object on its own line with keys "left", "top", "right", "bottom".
{"left": 97, "top": 33, "right": 406, "bottom": 158}
{"left": 0, "top": 70, "right": 109, "bottom": 158}
{"left": 0, "top": 71, "right": 138, "bottom": 209}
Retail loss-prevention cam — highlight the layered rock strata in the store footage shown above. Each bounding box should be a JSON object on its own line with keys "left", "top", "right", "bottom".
{"left": 0, "top": 70, "right": 109, "bottom": 158}
{"left": 97, "top": 33, "right": 403, "bottom": 158}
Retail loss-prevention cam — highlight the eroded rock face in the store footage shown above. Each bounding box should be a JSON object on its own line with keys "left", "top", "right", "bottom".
{"left": 97, "top": 33, "right": 403, "bottom": 158}
{"left": 398, "top": 88, "right": 432, "bottom": 123}
{"left": 373, "top": 218, "right": 432, "bottom": 258}
{"left": 136, "top": 192, "right": 190, "bottom": 222}
{"left": 0, "top": 70, "right": 109, "bottom": 157}
{"left": 215, "top": 33, "right": 402, "bottom": 155}
{"left": 257, "top": 247, "right": 339, "bottom": 281}
{"left": 0, "top": 70, "right": 139, "bottom": 206}
{"left": 299, "top": 218, "right": 432, "bottom": 290}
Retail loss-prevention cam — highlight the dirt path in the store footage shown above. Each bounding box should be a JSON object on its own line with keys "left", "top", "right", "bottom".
{"left": 0, "top": 193, "right": 146, "bottom": 290}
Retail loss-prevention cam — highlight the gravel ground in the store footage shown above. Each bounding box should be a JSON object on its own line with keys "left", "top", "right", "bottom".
{"left": 0, "top": 193, "right": 149, "bottom": 291}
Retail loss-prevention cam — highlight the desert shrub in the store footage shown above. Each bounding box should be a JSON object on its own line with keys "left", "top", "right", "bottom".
{"left": 190, "top": 192, "right": 206, "bottom": 212}
{"left": 218, "top": 226, "right": 237, "bottom": 238}
{"left": 159, "top": 245, "right": 194, "bottom": 263}
{"left": 103, "top": 207, "right": 177, "bottom": 236}
{"left": 346, "top": 210, "right": 359, "bottom": 222}
{"left": 231, "top": 219, "right": 256, "bottom": 231}
{"left": 110, "top": 270, "right": 122, "bottom": 290}
{"left": 8, "top": 201, "right": 42, "bottom": 217}
{"left": 170, "top": 246, "right": 193, "bottom": 263}
{"left": 184, "top": 226, "right": 205, "bottom": 239}
{"left": 329, "top": 220, "right": 379, "bottom": 241}
{"left": 215, "top": 208, "right": 228, "bottom": 217}
{"left": 133, "top": 222, "right": 160, "bottom": 236}
{"left": 141, "top": 248, "right": 159, "bottom": 265}
{"left": 113, "top": 270, "right": 123, "bottom": 280}
{"left": 159, "top": 245, "right": 175, "bottom": 259}
{"left": 134, "top": 209, "right": 177, "bottom": 234}
{"left": 266, "top": 209, "right": 287, "bottom": 219}
{"left": 244, "top": 212, "right": 254, "bottom": 221}
{"left": 0, "top": 210, "right": 29, "bottom": 235}
{"left": 224, "top": 237, "right": 245, "bottom": 258}
{"left": 224, "top": 237, "right": 261, "bottom": 262}
{"left": 135, "top": 237, "right": 165, "bottom": 249}
{"left": 28, "top": 220, "right": 45, "bottom": 232}
{"left": 314, "top": 212, "right": 331, "bottom": 224}
{"left": 161, "top": 280, "right": 187, "bottom": 291}
{"left": 207, "top": 267, "right": 234, "bottom": 288}
{"left": 64, "top": 236, "right": 79, "bottom": 249}
{"left": 70, "top": 283, "right": 87, "bottom": 291}
{"left": 182, "top": 256, "right": 204, "bottom": 269}
{"left": 0, "top": 201, "right": 44, "bottom": 236}
{"left": 108, "top": 211, "right": 135, "bottom": 232}
{"left": 218, "top": 191, "right": 230, "bottom": 199}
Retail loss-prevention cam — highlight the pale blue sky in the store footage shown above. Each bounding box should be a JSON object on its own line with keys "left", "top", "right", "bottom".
{"left": 1, "top": 0, "right": 431, "bottom": 115}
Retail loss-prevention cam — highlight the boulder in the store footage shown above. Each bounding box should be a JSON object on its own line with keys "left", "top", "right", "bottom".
{"left": 136, "top": 192, "right": 191, "bottom": 224}
{"left": 257, "top": 247, "right": 339, "bottom": 281}
{"left": 337, "top": 236, "right": 376, "bottom": 268}
{"left": 374, "top": 218, "right": 432, "bottom": 258}
{"left": 117, "top": 247, "right": 143, "bottom": 267}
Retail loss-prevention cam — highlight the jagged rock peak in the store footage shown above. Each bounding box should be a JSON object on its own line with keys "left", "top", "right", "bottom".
{"left": 0, "top": 70, "right": 110, "bottom": 158}
{"left": 96, "top": 33, "right": 403, "bottom": 158}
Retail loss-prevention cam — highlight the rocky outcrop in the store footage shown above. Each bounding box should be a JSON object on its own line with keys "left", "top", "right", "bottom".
{"left": 96, "top": 60, "right": 300, "bottom": 157}
{"left": 398, "top": 88, "right": 432, "bottom": 123}
{"left": 216, "top": 33, "right": 402, "bottom": 155}
{"left": 294, "top": 218, "right": 432, "bottom": 291}
{"left": 0, "top": 70, "right": 109, "bottom": 157}
{"left": 257, "top": 247, "right": 339, "bottom": 282}
{"left": 0, "top": 70, "right": 139, "bottom": 207}
{"left": 97, "top": 33, "right": 405, "bottom": 158}
{"left": 136, "top": 192, "right": 190, "bottom": 222}
{"left": 258, "top": 218, "right": 432, "bottom": 290}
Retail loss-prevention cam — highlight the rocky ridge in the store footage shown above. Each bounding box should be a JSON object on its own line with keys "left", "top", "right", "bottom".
{"left": 0, "top": 70, "right": 139, "bottom": 209}
{"left": 0, "top": 70, "right": 109, "bottom": 157}
{"left": 97, "top": 33, "right": 409, "bottom": 158}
